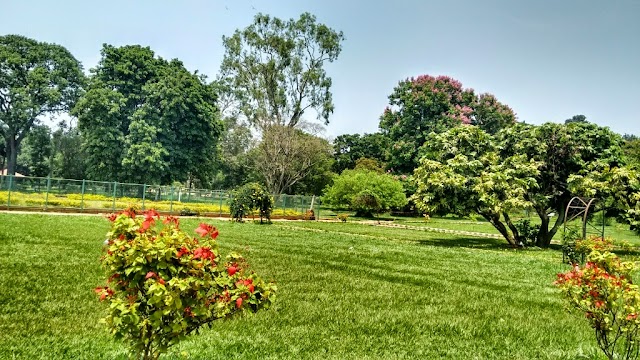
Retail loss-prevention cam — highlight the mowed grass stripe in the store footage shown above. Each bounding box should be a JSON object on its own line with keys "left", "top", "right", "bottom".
{"left": 0, "top": 214, "right": 599, "bottom": 359}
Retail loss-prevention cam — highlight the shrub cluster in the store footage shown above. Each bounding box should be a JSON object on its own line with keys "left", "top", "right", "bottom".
{"left": 555, "top": 242, "right": 640, "bottom": 360}
{"left": 96, "top": 209, "right": 276, "bottom": 359}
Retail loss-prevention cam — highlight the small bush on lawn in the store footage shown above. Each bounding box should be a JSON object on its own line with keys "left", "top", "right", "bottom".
{"left": 555, "top": 243, "right": 640, "bottom": 360}
{"left": 229, "top": 183, "right": 273, "bottom": 223}
{"left": 95, "top": 209, "right": 277, "bottom": 360}
{"left": 322, "top": 170, "right": 407, "bottom": 218}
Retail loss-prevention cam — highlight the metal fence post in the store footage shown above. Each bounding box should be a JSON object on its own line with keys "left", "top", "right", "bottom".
{"left": 45, "top": 177, "right": 51, "bottom": 209}
{"left": 219, "top": 192, "right": 223, "bottom": 217}
{"left": 142, "top": 184, "right": 147, "bottom": 210}
{"left": 81, "top": 179, "right": 86, "bottom": 210}
{"left": 112, "top": 182, "right": 117, "bottom": 211}
{"left": 7, "top": 175, "right": 13, "bottom": 207}
{"left": 169, "top": 186, "right": 174, "bottom": 214}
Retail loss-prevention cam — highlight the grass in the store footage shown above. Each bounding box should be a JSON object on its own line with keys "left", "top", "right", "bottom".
{"left": 0, "top": 213, "right": 614, "bottom": 359}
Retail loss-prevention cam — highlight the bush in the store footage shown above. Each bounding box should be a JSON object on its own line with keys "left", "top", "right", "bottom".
{"left": 513, "top": 219, "right": 539, "bottom": 246}
{"left": 322, "top": 170, "right": 407, "bottom": 217}
{"left": 337, "top": 213, "right": 349, "bottom": 222}
{"left": 96, "top": 209, "right": 276, "bottom": 360}
{"left": 229, "top": 183, "right": 273, "bottom": 223}
{"left": 555, "top": 247, "right": 640, "bottom": 360}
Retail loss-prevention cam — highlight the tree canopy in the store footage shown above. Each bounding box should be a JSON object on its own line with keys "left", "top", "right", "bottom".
{"left": 332, "top": 133, "right": 388, "bottom": 173}
{"left": 73, "top": 44, "right": 223, "bottom": 185}
{"left": 413, "top": 122, "right": 624, "bottom": 247}
{"left": 254, "top": 125, "right": 333, "bottom": 195}
{"left": 219, "top": 12, "right": 344, "bottom": 129}
{"left": 0, "top": 34, "right": 84, "bottom": 175}
{"left": 323, "top": 169, "right": 407, "bottom": 217}
{"left": 379, "top": 75, "right": 516, "bottom": 173}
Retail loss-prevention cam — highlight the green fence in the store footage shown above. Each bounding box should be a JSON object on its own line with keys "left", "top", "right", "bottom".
{"left": 0, "top": 175, "right": 320, "bottom": 219}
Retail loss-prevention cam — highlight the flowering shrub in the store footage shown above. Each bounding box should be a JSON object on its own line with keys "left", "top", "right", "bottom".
{"left": 555, "top": 248, "right": 640, "bottom": 360}
{"left": 575, "top": 236, "right": 615, "bottom": 254}
{"left": 96, "top": 209, "right": 276, "bottom": 360}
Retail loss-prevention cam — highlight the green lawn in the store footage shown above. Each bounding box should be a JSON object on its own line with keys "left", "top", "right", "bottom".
{"left": 0, "top": 213, "right": 610, "bottom": 359}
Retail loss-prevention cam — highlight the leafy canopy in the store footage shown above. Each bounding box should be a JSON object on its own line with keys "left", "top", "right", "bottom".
{"left": 0, "top": 34, "right": 84, "bottom": 175}
{"left": 73, "top": 44, "right": 223, "bottom": 184}
{"left": 379, "top": 75, "right": 515, "bottom": 173}
{"left": 413, "top": 125, "right": 539, "bottom": 246}
{"left": 323, "top": 169, "right": 407, "bottom": 217}
{"left": 220, "top": 12, "right": 344, "bottom": 129}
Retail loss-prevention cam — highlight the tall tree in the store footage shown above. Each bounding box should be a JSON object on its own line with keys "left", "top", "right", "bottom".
{"left": 564, "top": 114, "right": 587, "bottom": 124}
{"left": 73, "top": 45, "right": 222, "bottom": 185}
{"left": 17, "top": 123, "right": 52, "bottom": 177}
{"left": 379, "top": 75, "right": 516, "bottom": 173}
{"left": 498, "top": 122, "right": 623, "bottom": 246}
{"left": 51, "top": 121, "right": 86, "bottom": 179}
{"left": 220, "top": 12, "right": 344, "bottom": 129}
{"left": 413, "top": 122, "right": 624, "bottom": 247}
{"left": 332, "top": 133, "right": 388, "bottom": 173}
{"left": 622, "top": 134, "right": 640, "bottom": 170}
{"left": 254, "top": 125, "right": 333, "bottom": 195}
{"left": 0, "top": 34, "right": 84, "bottom": 175}
{"left": 413, "top": 126, "right": 539, "bottom": 247}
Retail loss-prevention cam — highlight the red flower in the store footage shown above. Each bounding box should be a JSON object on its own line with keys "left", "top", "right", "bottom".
{"left": 144, "top": 209, "right": 160, "bottom": 221}
{"left": 158, "top": 278, "right": 165, "bottom": 285}
{"left": 195, "top": 223, "right": 219, "bottom": 239}
{"left": 163, "top": 216, "right": 180, "bottom": 227}
{"left": 595, "top": 300, "right": 605, "bottom": 308}
{"left": 184, "top": 307, "right": 193, "bottom": 317}
{"left": 627, "top": 313, "right": 638, "bottom": 321}
{"left": 236, "top": 297, "right": 243, "bottom": 309}
{"left": 227, "top": 266, "right": 237, "bottom": 276}
{"left": 192, "top": 247, "right": 214, "bottom": 261}
{"left": 176, "top": 246, "right": 190, "bottom": 258}
{"left": 106, "top": 213, "right": 117, "bottom": 222}
{"left": 248, "top": 284, "right": 255, "bottom": 293}
{"left": 140, "top": 220, "right": 153, "bottom": 232}
{"left": 145, "top": 271, "right": 156, "bottom": 280}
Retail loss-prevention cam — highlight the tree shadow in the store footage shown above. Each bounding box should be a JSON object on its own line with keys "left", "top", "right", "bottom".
{"left": 414, "top": 235, "right": 513, "bottom": 251}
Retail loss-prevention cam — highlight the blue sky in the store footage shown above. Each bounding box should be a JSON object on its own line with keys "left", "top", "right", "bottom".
{"left": 1, "top": 0, "right": 638, "bottom": 137}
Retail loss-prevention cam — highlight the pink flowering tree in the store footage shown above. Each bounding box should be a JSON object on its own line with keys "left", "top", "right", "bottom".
{"left": 379, "top": 75, "right": 515, "bottom": 173}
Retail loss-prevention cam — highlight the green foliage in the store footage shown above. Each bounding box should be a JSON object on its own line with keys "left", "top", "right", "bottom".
{"left": 569, "top": 165, "right": 640, "bottom": 236}
{"left": 498, "top": 121, "right": 623, "bottom": 246}
{"left": 0, "top": 34, "right": 84, "bottom": 175}
{"left": 220, "top": 12, "right": 344, "bottom": 129}
{"left": 555, "top": 249, "right": 640, "bottom": 360}
{"left": 379, "top": 75, "right": 515, "bottom": 173}
{"left": 323, "top": 169, "right": 407, "bottom": 216}
{"left": 51, "top": 121, "right": 86, "bottom": 179}
{"left": 332, "top": 133, "right": 388, "bottom": 173}
{"left": 254, "top": 125, "right": 334, "bottom": 196}
{"left": 73, "top": 45, "right": 223, "bottom": 185}
{"left": 17, "top": 124, "right": 52, "bottom": 177}
{"left": 512, "top": 219, "right": 540, "bottom": 247}
{"left": 412, "top": 125, "right": 539, "bottom": 246}
{"left": 97, "top": 210, "right": 276, "bottom": 359}
{"left": 229, "top": 183, "right": 273, "bottom": 223}
{"left": 353, "top": 157, "right": 384, "bottom": 173}
{"left": 623, "top": 136, "right": 640, "bottom": 170}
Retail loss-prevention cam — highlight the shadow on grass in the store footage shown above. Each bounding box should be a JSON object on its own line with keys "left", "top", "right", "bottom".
{"left": 414, "top": 236, "right": 512, "bottom": 251}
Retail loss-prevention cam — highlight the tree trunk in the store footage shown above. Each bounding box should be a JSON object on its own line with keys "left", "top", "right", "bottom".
{"left": 535, "top": 206, "right": 566, "bottom": 247}
{"left": 503, "top": 212, "right": 522, "bottom": 246}
{"left": 6, "top": 136, "right": 18, "bottom": 176}
{"left": 481, "top": 212, "right": 517, "bottom": 247}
